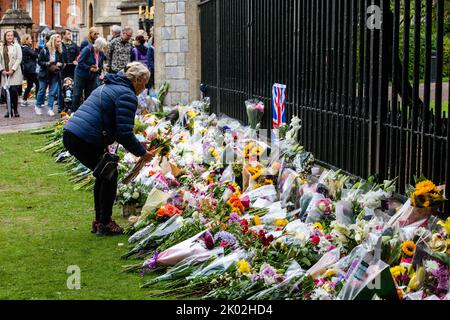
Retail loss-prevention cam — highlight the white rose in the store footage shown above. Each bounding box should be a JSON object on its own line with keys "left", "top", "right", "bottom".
{"left": 132, "top": 191, "right": 140, "bottom": 199}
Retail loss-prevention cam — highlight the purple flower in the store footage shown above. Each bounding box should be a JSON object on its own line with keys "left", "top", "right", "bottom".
{"left": 214, "top": 231, "right": 237, "bottom": 247}
{"left": 260, "top": 264, "right": 277, "bottom": 277}
{"left": 228, "top": 212, "right": 240, "bottom": 224}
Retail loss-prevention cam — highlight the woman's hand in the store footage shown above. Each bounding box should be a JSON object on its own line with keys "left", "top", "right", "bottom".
{"left": 140, "top": 146, "right": 163, "bottom": 162}
{"left": 57, "top": 62, "right": 63, "bottom": 67}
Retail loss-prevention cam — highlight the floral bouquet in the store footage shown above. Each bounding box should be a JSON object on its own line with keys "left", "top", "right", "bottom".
{"left": 408, "top": 177, "right": 445, "bottom": 210}
{"left": 123, "top": 128, "right": 174, "bottom": 184}
{"left": 245, "top": 99, "right": 265, "bottom": 130}
{"left": 117, "top": 182, "right": 150, "bottom": 207}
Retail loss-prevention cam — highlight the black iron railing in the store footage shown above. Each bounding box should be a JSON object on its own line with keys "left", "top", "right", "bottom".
{"left": 199, "top": 0, "right": 450, "bottom": 207}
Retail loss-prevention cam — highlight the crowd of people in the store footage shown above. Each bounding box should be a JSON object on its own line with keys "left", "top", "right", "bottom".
{"left": 0, "top": 25, "right": 155, "bottom": 118}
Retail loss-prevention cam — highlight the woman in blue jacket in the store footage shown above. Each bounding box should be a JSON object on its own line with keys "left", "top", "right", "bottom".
{"left": 72, "top": 37, "right": 107, "bottom": 112}
{"left": 63, "top": 62, "right": 157, "bottom": 235}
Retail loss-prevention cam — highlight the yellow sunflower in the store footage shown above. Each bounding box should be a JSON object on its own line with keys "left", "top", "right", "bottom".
{"left": 401, "top": 241, "right": 416, "bottom": 257}
{"left": 249, "top": 146, "right": 265, "bottom": 157}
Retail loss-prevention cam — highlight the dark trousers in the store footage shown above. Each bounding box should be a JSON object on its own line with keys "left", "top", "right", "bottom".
{"left": 4, "top": 85, "right": 19, "bottom": 114}
{"left": 72, "top": 75, "right": 98, "bottom": 112}
{"left": 62, "top": 130, "right": 117, "bottom": 224}
{"left": 23, "top": 73, "right": 40, "bottom": 101}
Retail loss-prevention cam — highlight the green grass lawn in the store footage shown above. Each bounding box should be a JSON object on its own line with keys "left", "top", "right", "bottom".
{"left": 0, "top": 131, "right": 161, "bottom": 300}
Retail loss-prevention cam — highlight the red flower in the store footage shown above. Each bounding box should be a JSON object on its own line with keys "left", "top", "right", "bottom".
{"left": 310, "top": 235, "right": 320, "bottom": 245}
{"left": 219, "top": 240, "right": 229, "bottom": 248}
{"left": 240, "top": 219, "right": 249, "bottom": 233}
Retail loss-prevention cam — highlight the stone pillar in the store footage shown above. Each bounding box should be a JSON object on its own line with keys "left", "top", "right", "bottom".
{"left": 0, "top": 9, "right": 33, "bottom": 39}
{"left": 155, "top": 0, "right": 201, "bottom": 106}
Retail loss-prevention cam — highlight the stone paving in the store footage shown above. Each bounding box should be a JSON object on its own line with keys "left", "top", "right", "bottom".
{"left": 0, "top": 100, "right": 58, "bottom": 134}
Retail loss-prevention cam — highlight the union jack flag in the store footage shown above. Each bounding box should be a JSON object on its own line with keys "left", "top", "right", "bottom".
{"left": 272, "top": 84, "right": 287, "bottom": 129}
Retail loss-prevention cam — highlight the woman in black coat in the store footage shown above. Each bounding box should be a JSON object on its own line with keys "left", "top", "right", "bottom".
{"left": 20, "top": 34, "right": 39, "bottom": 107}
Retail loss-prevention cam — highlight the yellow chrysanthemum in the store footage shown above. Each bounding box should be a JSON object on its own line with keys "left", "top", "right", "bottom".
{"left": 274, "top": 219, "right": 288, "bottom": 227}
{"left": 313, "top": 222, "right": 324, "bottom": 231}
{"left": 401, "top": 241, "right": 416, "bottom": 257}
{"left": 237, "top": 260, "right": 251, "bottom": 274}
{"left": 254, "top": 215, "right": 261, "bottom": 226}
{"left": 390, "top": 265, "right": 406, "bottom": 278}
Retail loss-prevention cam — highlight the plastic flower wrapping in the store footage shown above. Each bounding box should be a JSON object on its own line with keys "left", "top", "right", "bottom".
{"left": 37, "top": 97, "right": 450, "bottom": 301}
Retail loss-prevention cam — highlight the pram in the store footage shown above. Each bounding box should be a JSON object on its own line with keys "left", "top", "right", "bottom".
{"left": 61, "top": 77, "right": 74, "bottom": 114}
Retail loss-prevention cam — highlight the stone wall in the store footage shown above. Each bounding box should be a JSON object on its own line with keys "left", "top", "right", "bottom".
{"left": 155, "top": 0, "right": 200, "bottom": 106}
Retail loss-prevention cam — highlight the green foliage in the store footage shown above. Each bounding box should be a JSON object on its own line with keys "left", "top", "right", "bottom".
{"left": 0, "top": 132, "right": 167, "bottom": 299}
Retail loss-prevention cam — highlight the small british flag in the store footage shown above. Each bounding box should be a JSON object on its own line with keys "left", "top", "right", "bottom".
{"left": 272, "top": 83, "right": 287, "bottom": 129}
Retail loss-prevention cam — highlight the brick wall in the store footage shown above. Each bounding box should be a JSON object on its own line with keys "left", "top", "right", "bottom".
{"left": 0, "top": 0, "right": 81, "bottom": 31}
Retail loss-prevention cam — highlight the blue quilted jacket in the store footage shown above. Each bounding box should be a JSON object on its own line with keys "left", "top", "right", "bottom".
{"left": 64, "top": 72, "right": 146, "bottom": 157}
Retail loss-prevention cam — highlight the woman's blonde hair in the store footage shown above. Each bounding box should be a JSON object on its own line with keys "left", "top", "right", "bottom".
{"left": 124, "top": 62, "right": 150, "bottom": 84}
{"left": 87, "top": 27, "right": 99, "bottom": 43}
{"left": 21, "top": 34, "right": 32, "bottom": 45}
{"left": 93, "top": 37, "right": 108, "bottom": 52}
{"left": 46, "top": 34, "right": 62, "bottom": 54}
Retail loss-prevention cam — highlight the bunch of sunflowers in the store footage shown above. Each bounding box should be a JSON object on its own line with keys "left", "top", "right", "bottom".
{"left": 409, "top": 178, "right": 444, "bottom": 208}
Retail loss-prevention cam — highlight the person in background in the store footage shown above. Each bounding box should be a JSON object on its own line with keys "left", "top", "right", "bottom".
{"left": 131, "top": 35, "right": 148, "bottom": 66}
{"left": 106, "top": 26, "right": 133, "bottom": 74}
{"left": 80, "top": 27, "right": 99, "bottom": 52}
{"left": 63, "top": 62, "right": 156, "bottom": 235}
{"left": 110, "top": 25, "right": 122, "bottom": 41}
{"left": 146, "top": 28, "right": 155, "bottom": 89}
{"left": 61, "top": 29, "right": 79, "bottom": 80}
{"left": 0, "top": 30, "right": 23, "bottom": 117}
{"left": 135, "top": 29, "right": 149, "bottom": 48}
{"left": 72, "top": 37, "right": 107, "bottom": 112}
{"left": 104, "top": 25, "right": 121, "bottom": 72}
{"left": 12, "top": 30, "right": 23, "bottom": 104}
{"left": 35, "top": 34, "right": 64, "bottom": 116}
{"left": 131, "top": 35, "right": 151, "bottom": 91}
{"left": 20, "top": 34, "right": 39, "bottom": 108}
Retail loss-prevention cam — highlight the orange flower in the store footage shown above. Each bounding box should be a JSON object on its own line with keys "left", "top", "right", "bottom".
{"left": 156, "top": 204, "right": 182, "bottom": 218}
